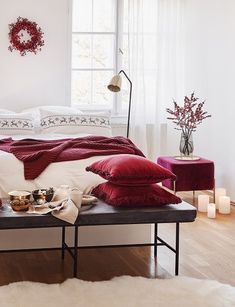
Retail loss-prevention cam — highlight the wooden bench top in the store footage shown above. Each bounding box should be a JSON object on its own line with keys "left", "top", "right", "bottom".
{"left": 0, "top": 200, "right": 197, "bottom": 230}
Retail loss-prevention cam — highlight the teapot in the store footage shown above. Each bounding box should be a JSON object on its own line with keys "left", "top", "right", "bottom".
{"left": 53, "top": 185, "right": 83, "bottom": 208}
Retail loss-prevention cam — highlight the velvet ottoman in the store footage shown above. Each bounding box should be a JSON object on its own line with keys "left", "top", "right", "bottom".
{"left": 157, "top": 156, "right": 215, "bottom": 192}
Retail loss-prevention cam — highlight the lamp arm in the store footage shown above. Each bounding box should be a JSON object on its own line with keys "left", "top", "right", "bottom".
{"left": 118, "top": 70, "right": 132, "bottom": 138}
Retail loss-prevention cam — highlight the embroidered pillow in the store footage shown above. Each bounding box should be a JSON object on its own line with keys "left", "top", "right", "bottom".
{"left": 86, "top": 154, "right": 176, "bottom": 185}
{"left": 23, "top": 106, "right": 84, "bottom": 133}
{"left": 92, "top": 182, "right": 182, "bottom": 207}
{"left": 39, "top": 109, "right": 112, "bottom": 136}
{"left": 0, "top": 113, "right": 34, "bottom": 135}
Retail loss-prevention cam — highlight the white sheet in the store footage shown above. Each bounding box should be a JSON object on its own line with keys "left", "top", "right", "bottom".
{"left": 0, "top": 133, "right": 108, "bottom": 198}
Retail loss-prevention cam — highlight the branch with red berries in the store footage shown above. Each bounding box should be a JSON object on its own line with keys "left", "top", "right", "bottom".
{"left": 166, "top": 92, "right": 211, "bottom": 136}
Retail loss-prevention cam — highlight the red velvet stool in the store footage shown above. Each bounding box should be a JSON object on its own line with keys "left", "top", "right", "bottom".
{"left": 157, "top": 156, "right": 215, "bottom": 199}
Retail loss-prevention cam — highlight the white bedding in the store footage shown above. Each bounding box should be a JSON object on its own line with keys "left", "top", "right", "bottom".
{"left": 0, "top": 133, "right": 108, "bottom": 198}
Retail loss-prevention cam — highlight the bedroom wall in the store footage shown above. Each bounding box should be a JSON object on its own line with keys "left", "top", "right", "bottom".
{"left": 0, "top": 0, "right": 70, "bottom": 111}
{"left": 167, "top": 0, "right": 235, "bottom": 201}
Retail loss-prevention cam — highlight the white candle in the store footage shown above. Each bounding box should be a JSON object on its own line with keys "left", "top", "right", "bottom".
{"left": 218, "top": 196, "right": 231, "bottom": 214}
{"left": 207, "top": 203, "right": 216, "bottom": 218}
{"left": 215, "top": 188, "right": 226, "bottom": 209}
{"left": 198, "top": 195, "right": 209, "bottom": 212}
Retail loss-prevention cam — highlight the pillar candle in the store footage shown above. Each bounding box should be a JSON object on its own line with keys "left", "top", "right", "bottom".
{"left": 198, "top": 195, "right": 209, "bottom": 212}
{"left": 218, "top": 196, "right": 231, "bottom": 214}
{"left": 215, "top": 188, "right": 226, "bottom": 209}
{"left": 207, "top": 203, "right": 216, "bottom": 218}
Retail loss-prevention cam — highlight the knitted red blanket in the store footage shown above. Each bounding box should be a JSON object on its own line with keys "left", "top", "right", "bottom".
{"left": 0, "top": 136, "right": 144, "bottom": 180}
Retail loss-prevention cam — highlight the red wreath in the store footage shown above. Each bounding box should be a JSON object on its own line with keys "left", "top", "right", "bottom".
{"left": 8, "top": 17, "right": 44, "bottom": 56}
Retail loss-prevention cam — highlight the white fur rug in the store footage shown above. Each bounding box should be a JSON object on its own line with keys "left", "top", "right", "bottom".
{"left": 0, "top": 276, "right": 235, "bottom": 307}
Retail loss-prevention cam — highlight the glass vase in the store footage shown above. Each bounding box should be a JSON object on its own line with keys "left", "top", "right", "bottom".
{"left": 179, "top": 131, "right": 194, "bottom": 158}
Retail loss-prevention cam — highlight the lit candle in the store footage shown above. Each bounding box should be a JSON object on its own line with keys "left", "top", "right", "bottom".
{"left": 207, "top": 203, "right": 216, "bottom": 218}
{"left": 215, "top": 188, "right": 226, "bottom": 209}
{"left": 198, "top": 195, "right": 209, "bottom": 212}
{"left": 219, "top": 196, "right": 231, "bottom": 214}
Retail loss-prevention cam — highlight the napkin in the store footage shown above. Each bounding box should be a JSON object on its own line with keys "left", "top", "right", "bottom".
{"left": 27, "top": 198, "right": 79, "bottom": 224}
{"left": 52, "top": 198, "right": 78, "bottom": 224}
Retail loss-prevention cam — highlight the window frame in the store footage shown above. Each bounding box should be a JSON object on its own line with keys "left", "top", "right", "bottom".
{"left": 70, "top": 0, "right": 126, "bottom": 117}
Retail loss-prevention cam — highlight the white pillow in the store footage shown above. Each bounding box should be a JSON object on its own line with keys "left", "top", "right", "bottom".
{"left": 0, "top": 108, "right": 15, "bottom": 114}
{"left": 39, "top": 110, "right": 112, "bottom": 136}
{"left": 22, "top": 106, "right": 84, "bottom": 133}
{"left": 0, "top": 113, "right": 34, "bottom": 135}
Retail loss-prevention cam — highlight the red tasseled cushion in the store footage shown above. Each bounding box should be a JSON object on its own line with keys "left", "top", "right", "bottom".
{"left": 92, "top": 182, "right": 182, "bottom": 207}
{"left": 86, "top": 154, "right": 176, "bottom": 185}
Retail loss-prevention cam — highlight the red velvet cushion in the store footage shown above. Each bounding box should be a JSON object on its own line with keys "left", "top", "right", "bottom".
{"left": 86, "top": 154, "right": 176, "bottom": 185}
{"left": 92, "top": 182, "right": 182, "bottom": 207}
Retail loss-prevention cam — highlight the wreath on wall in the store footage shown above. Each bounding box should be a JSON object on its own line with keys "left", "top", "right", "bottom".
{"left": 8, "top": 17, "right": 44, "bottom": 56}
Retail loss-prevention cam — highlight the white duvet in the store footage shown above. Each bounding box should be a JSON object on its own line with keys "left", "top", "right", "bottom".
{"left": 0, "top": 133, "right": 108, "bottom": 198}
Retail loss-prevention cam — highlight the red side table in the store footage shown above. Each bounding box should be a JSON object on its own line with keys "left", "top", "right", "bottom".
{"left": 157, "top": 156, "right": 215, "bottom": 200}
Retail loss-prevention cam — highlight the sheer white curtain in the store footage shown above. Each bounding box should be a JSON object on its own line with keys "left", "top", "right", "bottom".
{"left": 126, "top": 0, "right": 185, "bottom": 159}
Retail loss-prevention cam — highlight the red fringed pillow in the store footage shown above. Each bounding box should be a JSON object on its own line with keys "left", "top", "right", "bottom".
{"left": 92, "top": 182, "right": 182, "bottom": 207}
{"left": 86, "top": 154, "right": 176, "bottom": 185}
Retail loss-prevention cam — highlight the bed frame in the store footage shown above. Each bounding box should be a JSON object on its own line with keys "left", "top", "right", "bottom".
{"left": 0, "top": 199, "right": 197, "bottom": 277}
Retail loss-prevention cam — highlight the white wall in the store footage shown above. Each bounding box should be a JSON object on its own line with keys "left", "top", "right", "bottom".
{"left": 167, "top": 0, "right": 235, "bottom": 201}
{"left": 0, "top": 0, "right": 70, "bottom": 111}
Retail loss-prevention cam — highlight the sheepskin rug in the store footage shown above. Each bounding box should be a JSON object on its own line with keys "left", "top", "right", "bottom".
{"left": 1, "top": 276, "right": 235, "bottom": 307}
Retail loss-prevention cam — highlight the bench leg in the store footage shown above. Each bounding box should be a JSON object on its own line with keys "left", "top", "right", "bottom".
{"left": 61, "top": 226, "right": 66, "bottom": 260}
{"left": 73, "top": 226, "right": 78, "bottom": 278}
{"left": 175, "top": 223, "right": 180, "bottom": 275}
{"left": 154, "top": 223, "right": 158, "bottom": 258}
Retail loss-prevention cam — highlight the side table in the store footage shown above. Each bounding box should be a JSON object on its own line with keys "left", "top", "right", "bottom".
{"left": 157, "top": 156, "right": 215, "bottom": 201}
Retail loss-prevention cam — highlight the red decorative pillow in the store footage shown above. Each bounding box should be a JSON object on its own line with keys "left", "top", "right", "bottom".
{"left": 86, "top": 154, "right": 176, "bottom": 185}
{"left": 92, "top": 182, "right": 182, "bottom": 207}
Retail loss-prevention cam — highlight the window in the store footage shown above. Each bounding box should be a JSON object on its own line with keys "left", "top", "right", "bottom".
{"left": 71, "top": 0, "right": 128, "bottom": 115}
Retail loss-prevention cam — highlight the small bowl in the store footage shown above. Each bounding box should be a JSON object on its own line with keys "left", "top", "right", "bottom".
{"left": 32, "top": 188, "right": 54, "bottom": 204}
{"left": 8, "top": 190, "right": 31, "bottom": 211}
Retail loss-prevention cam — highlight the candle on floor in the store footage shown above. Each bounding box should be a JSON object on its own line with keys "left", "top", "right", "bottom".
{"left": 198, "top": 194, "right": 209, "bottom": 212}
{"left": 215, "top": 188, "right": 226, "bottom": 209}
{"left": 207, "top": 203, "right": 216, "bottom": 218}
{"left": 219, "top": 196, "right": 231, "bottom": 214}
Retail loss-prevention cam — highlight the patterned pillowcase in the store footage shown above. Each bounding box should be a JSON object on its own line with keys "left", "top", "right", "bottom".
{"left": 39, "top": 109, "right": 112, "bottom": 136}
{"left": 0, "top": 113, "right": 34, "bottom": 135}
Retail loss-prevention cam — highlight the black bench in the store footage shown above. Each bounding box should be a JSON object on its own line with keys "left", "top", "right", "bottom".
{"left": 0, "top": 200, "right": 197, "bottom": 277}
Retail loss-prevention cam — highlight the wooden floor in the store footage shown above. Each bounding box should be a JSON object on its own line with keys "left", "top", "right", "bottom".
{"left": 0, "top": 191, "right": 234, "bottom": 286}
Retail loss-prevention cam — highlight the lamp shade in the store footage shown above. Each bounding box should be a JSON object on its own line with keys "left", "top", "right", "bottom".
{"left": 107, "top": 74, "right": 122, "bottom": 92}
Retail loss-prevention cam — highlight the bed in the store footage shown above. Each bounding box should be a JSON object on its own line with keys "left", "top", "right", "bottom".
{"left": 0, "top": 133, "right": 114, "bottom": 198}
{"left": 0, "top": 106, "right": 117, "bottom": 198}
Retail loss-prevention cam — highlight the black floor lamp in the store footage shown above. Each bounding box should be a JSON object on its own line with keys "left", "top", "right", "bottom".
{"left": 107, "top": 70, "right": 132, "bottom": 138}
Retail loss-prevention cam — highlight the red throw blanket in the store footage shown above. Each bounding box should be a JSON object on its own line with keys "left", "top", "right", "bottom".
{"left": 0, "top": 136, "right": 144, "bottom": 180}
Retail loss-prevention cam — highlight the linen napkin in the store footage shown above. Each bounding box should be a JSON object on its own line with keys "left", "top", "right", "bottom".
{"left": 27, "top": 198, "right": 79, "bottom": 224}
{"left": 52, "top": 198, "right": 78, "bottom": 224}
